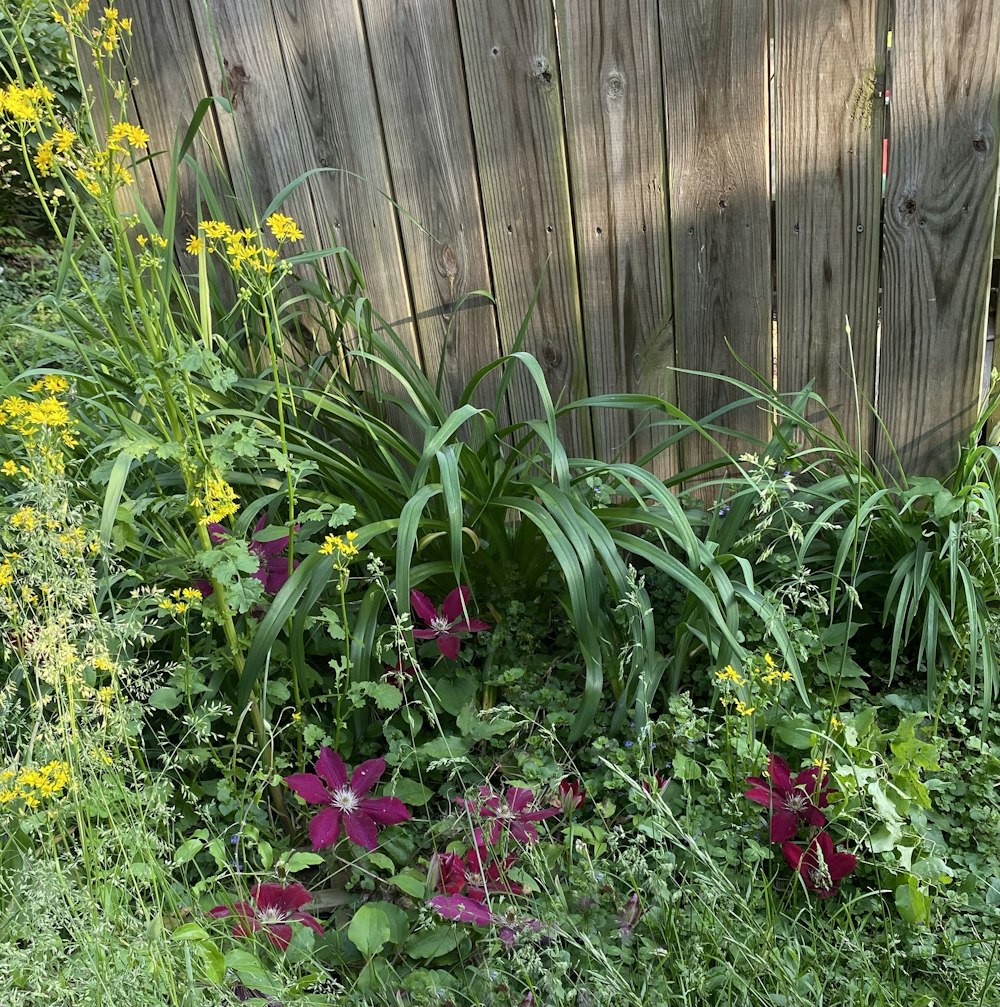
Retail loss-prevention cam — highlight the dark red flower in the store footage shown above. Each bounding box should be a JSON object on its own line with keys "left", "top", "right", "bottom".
{"left": 284, "top": 747, "right": 410, "bottom": 851}
{"left": 744, "top": 753, "right": 830, "bottom": 842}
{"left": 428, "top": 893, "right": 496, "bottom": 926}
{"left": 428, "top": 851, "right": 466, "bottom": 895}
{"left": 410, "top": 586, "right": 490, "bottom": 659}
{"left": 208, "top": 882, "right": 324, "bottom": 950}
{"left": 782, "top": 831, "right": 857, "bottom": 898}
{"left": 618, "top": 893, "right": 642, "bottom": 935}
{"left": 464, "top": 845, "right": 523, "bottom": 901}
{"left": 384, "top": 659, "right": 416, "bottom": 690}
{"left": 554, "top": 778, "right": 585, "bottom": 814}
{"left": 642, "top": 772, "right": 671, "bottom": 796}
{"left": 198, "top": 517, "right": 300, "bottom": 599}
{"left": 458, "top": 785, "right": 560, "bottom": 846}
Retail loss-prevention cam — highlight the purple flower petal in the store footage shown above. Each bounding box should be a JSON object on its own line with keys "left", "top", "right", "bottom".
{"left": 441, "top": 585, "right": 471, "bottom": 623}
{"left": 428, "top": 894, "right": 494, "bottom": 926}
{"left": 350, "top": 757, "right": 386, "bottom": 797}
{"left": 315, "top": 747, "right": 348, "bottom": 791}
{"left": 308, "top": 806, "right": 342, "bottom": 851}
{"left": 410, "top": 589, "right": 440, "bottom": 626}
{"left": 437, "top": 633, "right": 462, "bottom": 660}
{"left": 769, "top": 809, "right": 799, "bottom": 843}
{"left": 284, "top": 772, "right": 331, "bottom": 805}
{"left": 343, "top": 810, "right": 379, "bottom": 851}
{"left": 360, "top": 795, "right": 411, "bottom": 826}
{"left": 264, "top": 922, "right": 294, "bottom": 949}
{"left": 449, "top": 618, "right": 491, "bottom": 633}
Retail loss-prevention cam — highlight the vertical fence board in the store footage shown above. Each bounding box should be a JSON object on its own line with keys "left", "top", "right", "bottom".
{"left": 555, "top": 0, "right": 677, "bottom": 477}
{"left": 269, "top": 1, "right": 417, "bottom": 360}
{"left": 360, "top": 0, "right": 504, "bottom": 411}
{"left": 188, "top": 1, "right": 321, "bottom": 248}
{"left": 122, "top": 0, "right": 228, "bottom": 257}
{"left": 773, "top": 0, "right": 888, "bottom": 453}
{"left": 661, "top": 0, "right": 772, "bottom": 472}
{"left": 455, "top": 0, "right": 591, "bottom": 455}
{"left": 879, "top": 1, "right": 1000, "bottom": 474}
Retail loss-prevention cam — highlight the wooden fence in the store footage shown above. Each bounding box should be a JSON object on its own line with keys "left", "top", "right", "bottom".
{"left": 120, "top": 0, "right": 1000, "bottom": 477}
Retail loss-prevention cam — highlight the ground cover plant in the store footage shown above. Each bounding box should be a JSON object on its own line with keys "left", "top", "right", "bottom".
{"left": 1, "top": 3, "right": 1000, "bottom": 1005}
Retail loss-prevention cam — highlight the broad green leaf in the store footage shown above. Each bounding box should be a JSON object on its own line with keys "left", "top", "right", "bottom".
{"left": 348, "top": 904, "right": 392, "bottom": 957}
{"left": 405, "top": 924, "right": 460, "bottom": 960}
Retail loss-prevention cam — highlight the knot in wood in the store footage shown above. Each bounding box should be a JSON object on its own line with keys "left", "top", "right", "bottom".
{"left": 899, "top": 196, "right": 917, "bottom": 215}
{"left": 541, "top": 343, "right": 562, "bottom": 370}
{"left": 439, "top": 243, "right": 459, "bottom": 279}
{"left": 532, "top": 57, "right": 553, "bottom": 86}
{"left": 605, "top": 72, "right": 624, "bottom": 100}
{"left": 972, "top": 134, "right": 988, "bottom": 153}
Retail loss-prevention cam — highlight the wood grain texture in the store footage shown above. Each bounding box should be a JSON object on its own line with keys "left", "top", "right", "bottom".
{"left": 660, "top": 0, "right": 772, "bottom": 472}
{"left": 455, "top": 0, "right": 591, "bottom": 455}
{"left": 555, "top": 0, "right": 676, "bottom": 477}
{"left": 773, "top": 0, "right": 889, "bottom": 454}
{"left": 879, "top": 0, "right": 1000, "bottom": 474}
{"left": 187, "top": 0, "right": 322, "bottom": 246}
{"left": 268, "top": 1, "right": 417, "bottom": 361}
{"left": 120, "top": 0, "right": 228, "bottom": 257}
{"left": 359, "top": 0, "right": 504, "bottom": 412}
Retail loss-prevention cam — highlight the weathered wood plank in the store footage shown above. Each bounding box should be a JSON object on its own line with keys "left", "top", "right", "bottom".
{"left": 187, "top": 0, "right": 322, "bottom": 250}
{"left": 660, "top": 0, "right": 772, "bottom": 473}
{"left": 878, "top": 1, "right": 1000, "bottom": 474}
{"left": 359, "top": 0, "right": 504, "bottom": 412}
{"left": 555, "top": 0, "right": 676, "bottom": 478}
{"left": 455, "top": 0, "right": 591, "bottom": 455}
{"left": 773, "top": 0, "right": 889, "bottom": 455}
{"left": 121, "top": 0, "right": 228, "bottom": 257}
{"left": 268, "top": 1, "right": 418, "bottom": 367}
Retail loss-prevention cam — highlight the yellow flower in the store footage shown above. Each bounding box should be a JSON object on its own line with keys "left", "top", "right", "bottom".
{"left": 93, "top": 655, "right": 114, "bottom": 672}
{"left": 192, "top": 473, "right": 239, "bottom": 525}
{"left": 107, "top": 121, "right": 150, "bottom": 151}
{"left": 1, "top": 460, "right": 17, "bottom": 476}
{"left": 200, "top": 219, "right": 231, "bottom": 239}
{"left": 54, "top": 127, "right": 76, "bottom": 152}
{"left": 265, "top": 212, "right": 305, "bottom": 242}
{"left": 28, "top": 375, "right": 70, "bottom": 394}
{"left": 0, "top": 561, "right": 13, "bottom": 588}
{"left": 33, "top": 140, "right": 56, "bottom": 176}
{"left": 319, "top": 529, "right": 360, "bottom": 559}
{"left": 734, "top": 700, "right": 756, "bottom": 717}
{"left": 715, "top": 664, "right": 746, "bottom": 687}
{"left": 186, "top": 234, "right": 205, "bottom": 255}
{"left": 10, "top": 507, "right": 38, "bottom": 531}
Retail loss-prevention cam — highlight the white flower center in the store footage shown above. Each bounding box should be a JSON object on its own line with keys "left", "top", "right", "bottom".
{"left": 256, "top": 907, "right": 288, "bottom": 925}
{"left": 784, "top": 791, "right": 809, "bottom": 812}
{"left": 430, "top": 615, "right": 452, "bottom": 632}
{"left": 331, "top": 787, "right": 360, "bottom": 812}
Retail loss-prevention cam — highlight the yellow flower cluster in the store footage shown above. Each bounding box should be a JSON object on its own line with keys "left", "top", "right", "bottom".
{"left": 10, "top": 506, "right": 38, "bottom": 532}
{"left": 757, "top": 653, "right": 793, "bottom": 686}
{"left": 0, "top": 760, "right": 71, "bottom": 809}
{"left": 0, "top": 378, "right": 79, "bottom": 476}
{"left": 186, "top": 214, "right": 304, "bottom": 279}
{"left": 91, "top": 5, "right": 133, "bottom": 55}
{"left": 51, "top": 1, "right": 91, "bottom": 29}
{"left": 159, "top": 586, "right": 203, "bottom": 615}
{"left": 318, "top": 529, "right": 359, "bottom": 558}
{"left": 716, "top": 664, "right": 746, "bottom": 687}
{"left": 0, "top": 83, "right": 53, "bottom": 124}
{"left": 190, "top": 474, "right": 239, "bottom": 525}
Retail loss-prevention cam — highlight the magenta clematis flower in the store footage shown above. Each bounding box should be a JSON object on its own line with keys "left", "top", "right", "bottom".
{"left": 459, "top": 785, "right": 560, "bottom": 846}
{"left": 284, "top": 747, "right": 410, "bottom": 852}
{"left": 782, "top": 831, "right": 857, "bottom": 898}
{"left": 208, "top": 882, "right": 324, "bottom": 950}
{"left": 554, "top": 778, "right": 586, "bottom": 814}
{"left": 198, "top": 516, "right": 300, "bottom": 598}
{"left": 428, "top": 851, "right": 466, "bottom": 895}
{"left": 744, "top": 753, "right": 830, "bottom": 842}
{"left": 618, "top": 893, "right": 643, "bottom": 936}
{"left": 642, "top": 771, "right": 672, "bottom": 796}
{"left": 464, "top": 846, "right": 523, "bottom": 901}
{"left": 410, "top": 585, "right": 490, "bottom": 659}
{"left": 428, "top": 893, "right": 496, "bottom": 926}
